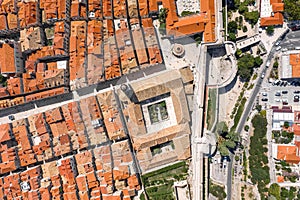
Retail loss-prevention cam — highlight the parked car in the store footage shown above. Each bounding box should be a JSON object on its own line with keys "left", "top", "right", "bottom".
{"left": 262, "top": 92, "right": 267, "bottom": 96}
{"left": 273, "top": 80, "right": 280, "bottom": 86}
{"left": 262, "top": 98, "right": 268, "bottom": 101}
{"left": 294, "top": 91, "right": 300, "bottom": 94}
{"left": 282, "top": 91, "right": 288, "bottom": 94}
{"left": 275, "top": 40, "right": 281, "bottom": 46}
{"left": 275, "top": 91, "right": 281, "bottom": 96}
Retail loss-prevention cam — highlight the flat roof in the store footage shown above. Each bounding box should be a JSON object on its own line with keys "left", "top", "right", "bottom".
{"left": 260, "top": 0, "right": 273, "bottom": 18}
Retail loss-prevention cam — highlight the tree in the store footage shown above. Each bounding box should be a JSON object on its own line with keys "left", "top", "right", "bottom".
{"left": 218, "top": 143, "right": 229, "bottom": 156}
{"left": 254, "top": 56, "right": 263, "bottom": 67}
{"left": 224, "top": 140, "right": 236, "bottom": 149}
{"left": 244, "top": 11, "right": 259, "bottom": 25}
{"left": 266, "top": 25, "right": 275, "bottom": 35}
{"left": 181, "top": 10, "right": 195, "bottom": 17}
{"left": 158, "top": 8, "right": 168, "bottom": 23}
{"left": 216, "top": 121, "right": 228, "bottom": 135}
{"left": 238, "top": 4, "right": 248, "bottom": 14}
{"left": 159, "top": 23, "right": 166, "bottom": 35}
{"left": 228, "top": 32, "right": 236, "bottom": 42}
{"left": 226, "top": 132, "right": 239, "bottom": 142}
{"left": 235, "top": 155, "right": 239, "bottom": 161}
{"left": 284, "top": 0, "right": 300, "bottom": 20}
{"left": 228, "top": 21, "right": 238, "bottom": 33}
{"left": 237, "top": 54, "right": 257, "bottom": 81}
{"left": 284, "top": 121, "right": 290, "bottom": 128}
{"left": 236, "top": 48, "right": 242, "bottom": 58}
{"left": 268, "top": 183, "right": 280, "bottom": 200}
{"left": 238, "top": 66, "right": 251, "bottom": 81}
{"left": 239, "top": 16, "right": 243, "bottom": 24}
{"left": 281, "top": 188, "right": 289, "bottom": 199}
{"left": 242, "top": 25, "right": 248, "bottom": 32}
{"left": 273, "top": 61, "right": 279, "bottom": 69}
{"left": 158, "top": 8, "right": 168, "bottom": 35}
{"left": 244, "top": 125, "right": 249, "bottom": 132}
{"left": 282, "top": 130, "right": 288, "bottom": 137}
{"left": 256, "top": 105, "right": 262, "bottom": 112}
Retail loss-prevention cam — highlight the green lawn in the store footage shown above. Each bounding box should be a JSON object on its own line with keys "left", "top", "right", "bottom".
{"left": 207, "top": 88, "right": 217, "bottom": 130}
{"left": 142, "top": 162, "right": 189, "bottom": 200}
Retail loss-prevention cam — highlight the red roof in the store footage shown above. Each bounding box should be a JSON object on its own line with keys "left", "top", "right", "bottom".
{"left": 277, "top": 145, "right": 300, "bottom": 164}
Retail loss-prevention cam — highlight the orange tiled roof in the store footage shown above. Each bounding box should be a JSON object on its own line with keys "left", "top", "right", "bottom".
{"left": 45, "top": 108, "right": 63, "bottom": 124}
{"left": 260, "top": 12, "right": 284, "bottom": 26}
{"left": 0, "top": 43, "right": 16, "bottom": 73}
{"left": 6, "top": 13, "right": 17, "bottom": 29}
{"left": 272, "top": 3, "right": 284, "bottom": 12}
{"left": 18, "top": 1, "right": 38, "bottom": 28}
{"left": 0, "top": 88, "right": 9, "bottom": 97}
{"left": 103, "top": 0, "right": 112, "bottom": 17}
{"left": 50, "top": 121, "right": 68, "bottom": 137}
{"left": 0, "top": 15, "right": 6, "bottom": 30}
{"left": 277, "top": 145, "right": 300, "bottom": 164}
{"left": 293, "top": 124, "right": 300, "bottom": 136}
{"left": 290, "top": 54, "right": 300, "bottom": 78}
{"left": 69, "top": 21, "right": 86, "bottom": 81}
{"left": 26, "top": 87, "right": 66, "bottom": 102}
{"left": 0, "top": 124, "right": 11, "bottom": 143}
{"left": 277, "top": 175, "right": 284, "bottom": 183}
{"left": 138, "top": 0, "right": 148, "bottom": 16}
{"left": 157, "top": 0, "right": 215, "bottom": 42}
{"left": 260, "top": 0, "right": 284, "bottom": 27}
{"left": 7, "top": 77, "right": 22, "bottom": 96}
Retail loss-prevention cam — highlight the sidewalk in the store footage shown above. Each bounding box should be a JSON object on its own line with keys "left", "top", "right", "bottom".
{"left": 260, "top": 23, "right": 289, "bottom": 53}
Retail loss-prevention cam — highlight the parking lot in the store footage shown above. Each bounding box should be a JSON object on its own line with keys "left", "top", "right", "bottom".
{"left": 279, "top": 30, "right": 300, "bottom": 50}
{"left": 260, "top": 81, "right": 300, "bottom": 106}
{"left": 210, "top": 154, "right": 228, "bottom": 184}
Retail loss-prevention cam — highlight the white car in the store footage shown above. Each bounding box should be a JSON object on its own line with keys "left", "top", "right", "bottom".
{"left": 275, "top": 99, "right": 281, "bottom": 102}
{"left": 276, "top": 46, "right": 282, "bottom": 51}
{"left": 261, "top": 73, "right": 265, "bottom": 78}
{"left": 262, "top": 92, "right": 267, "bottom": 96}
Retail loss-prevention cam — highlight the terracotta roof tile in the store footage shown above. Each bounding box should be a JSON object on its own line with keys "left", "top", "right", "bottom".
{"left": 127, "top": 175, "right": 139, "bottom": 189}
{"left": 277, "top": 175, "right": 284, "bottom": 183}
{"left": 76, "top": 176, "right": 88, "bottom": 191}
{"left": 277, "top": 145, "right": 300, "bottom": 164}
{"left": 0, "top": 124, "right": 11, "bottom": 143}
{"left": 290, "top": 54, "right": 300, "bottom": 78}
{"left": 0, "top": 15, "right": 6, "bottom": 30}
{"left": 45, "top": 108, "right": 63, "bottom": 124}
{"left": 18, "top": 1, "right": 38, "bottom": 28}
{"left": 0, "top": 43, "right": 16, "bottom": 73}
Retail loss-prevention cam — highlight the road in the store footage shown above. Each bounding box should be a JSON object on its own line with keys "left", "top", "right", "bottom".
{"left": 226, "top": 33, "right": 284, "bottom": 199}
{"left": 0, "top": 64, "right": 166, "bottom": 122}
